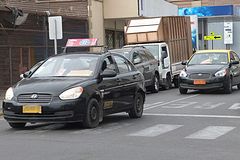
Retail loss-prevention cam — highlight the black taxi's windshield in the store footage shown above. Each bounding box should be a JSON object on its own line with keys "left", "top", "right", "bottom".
{"left": 31, "top": 54, "right": 99, "bottom": 78}
{"left": 188, "top": 52, "right": 228, "bottom": 65}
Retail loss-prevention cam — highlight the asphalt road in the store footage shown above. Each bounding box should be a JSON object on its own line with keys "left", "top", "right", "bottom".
{"left": 0, "top": 87, "right": 240, "bottom": 160}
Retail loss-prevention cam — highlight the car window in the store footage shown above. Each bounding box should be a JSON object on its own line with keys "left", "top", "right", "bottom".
{"left": 232, "top": 52, "right": 240, "bottom": 61}
{"left": 143, "top": 45, "right": 159, "bottom": 59}
{"left": 138, "top": 50, "right": 149, "bottom": 62}
{"left": 188, "top": 52, "right": 228, "bottom": 65}
{"left": 132, "top": 52, "right": 142, "bottom": 64}
{"left": 113, "top": 55, "right": 132, "bottom": 74}
{"left": 230, "top": 52, "right": 235, "bottom": 62}
{"left": 102, "top": 56, "right": 117, "bottom": 71}
{"left": 144, "top": 50, "right": 155, "bottom": 60}
{"left": 31, "top": 55, "right": 99, "bottom": 77}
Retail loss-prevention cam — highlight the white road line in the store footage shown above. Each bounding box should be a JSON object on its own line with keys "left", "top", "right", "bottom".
{"left": 128, "top": 124, "right": 183, "bottom": 137}
{"left": 144, "top": 94, "right": 199, "bottom": 110}
{"left": 185, "top": 126, "right": 235, "bottom": 140}
{"left": 144, "top": 102, "right": 165, "bottom": 107}
{"left": 144, "top": 113, "right": 240, "bottom": 119}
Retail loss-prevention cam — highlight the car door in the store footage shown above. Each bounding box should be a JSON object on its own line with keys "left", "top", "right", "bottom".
{"left": 138, "top": 50, "right": 152, "bottom": 86}
{"left": 112, "top": 54, "right": 137, "bottom": 111}
{"left": 231, "top": 51, "right": 240, "bottom": 85}
{"left": 98, "top": 55, "right": 119, "bottom": 114}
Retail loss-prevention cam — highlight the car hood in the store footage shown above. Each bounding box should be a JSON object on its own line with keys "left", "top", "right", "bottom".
{"left": 13, "top": 77, "right": 90, "bottom": 96}
{"left": 186, "top": 64, "right": 228, "bottom": 74}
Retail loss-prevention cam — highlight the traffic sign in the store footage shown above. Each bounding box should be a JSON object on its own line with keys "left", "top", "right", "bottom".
{"left": 204, "top": 35, "right": 222, "bottom": 40}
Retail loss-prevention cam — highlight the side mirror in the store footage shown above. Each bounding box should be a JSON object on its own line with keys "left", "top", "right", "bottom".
{"left": 20, "top": 71, "right": 31, "bottom": 79}
{"left": 231, "top": 60, "right": 239, "bottom": 65}
{"left": 133, "top": 57, "right": 142, "bottom": 65}
{"left": 161, "top": 51, "right": 168, "bottom": 59}
{"left": 181, "top": 61, "right": 187, "bottom": 65}
{"left": 100, "top": 69, "right": 117, "bottom": 78}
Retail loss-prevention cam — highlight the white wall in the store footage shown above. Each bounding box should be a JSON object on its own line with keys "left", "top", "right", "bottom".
{"left": 104, "top": 0, "right": 139, "bottom": 19}
{"left": 140, "top": 0, "right": 178, "bottom": 17}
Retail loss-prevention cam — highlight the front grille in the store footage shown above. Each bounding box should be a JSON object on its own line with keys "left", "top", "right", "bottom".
{"left": 17, "top": 94, "right": 52, "bottom": 103}
{"left": 189, "top": 73, "right": 210, "bottom": 79}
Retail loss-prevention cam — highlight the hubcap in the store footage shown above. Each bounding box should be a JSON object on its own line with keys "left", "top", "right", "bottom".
{"left": 154, "top": 77, "right": 159, "bottom": 90}
{"left": 136, "top": 95, "right": 142, "bottom": 113}
{"left": 90, "top": 106, "right": 97, "bottom": 120}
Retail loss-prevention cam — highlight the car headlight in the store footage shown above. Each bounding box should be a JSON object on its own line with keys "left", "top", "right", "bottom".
{"left": 59, "top": 87, "right": 83, "bottom": 100}
{"left": 5, "top": 87, "right": 14, "bottom": 100}
{"left": 215, "top": 69, "right": 227, "bottom": 77}
{"left": 179, "top": 70, "right": 188, "bottom": 77}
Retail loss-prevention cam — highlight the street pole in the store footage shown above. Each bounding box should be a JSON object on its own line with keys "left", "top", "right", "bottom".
{"left": 54, "top": 19, "right": 57, "bottom": 55}
{"left": 212, "top": 40, "right": 213, "bottom": 49}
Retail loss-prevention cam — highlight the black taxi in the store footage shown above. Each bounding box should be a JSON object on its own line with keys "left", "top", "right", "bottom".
{"left": 3, "top": 52, "right": 145, "bottom": 128}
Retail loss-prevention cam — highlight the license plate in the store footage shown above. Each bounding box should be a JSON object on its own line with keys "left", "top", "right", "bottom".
{"left": 22, "top": 105, "right": 42, "bottom": 114}
{"left": 194, "top": 80, "right": 206, "bottom": 85}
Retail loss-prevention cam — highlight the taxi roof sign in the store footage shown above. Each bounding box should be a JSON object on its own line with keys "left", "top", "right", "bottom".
{"left": 66, "top": 38, "right": 98, "bottom": 47}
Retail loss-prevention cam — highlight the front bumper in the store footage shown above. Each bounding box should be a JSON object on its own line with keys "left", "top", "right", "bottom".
{"left": 179, "top": 76, "right": 227, "bottom": 90}
{"left": 2, "top": 97, "right": 87, "bottom": 123}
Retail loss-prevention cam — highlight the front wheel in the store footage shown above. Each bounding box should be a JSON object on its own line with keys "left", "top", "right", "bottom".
{"left": 150, "top": 74, "right": 159, "bottom": 93}
{"left": 179, "top": 87, "right": 188, "bottom": 94}
{"left": 8, "top": 122, "right": 26, "bottom": 129}
{"left": 162, "top": 75, "right": 172, "bottom": 90}
{"left": 223, "top": 78, "right": 232, "bottom": 94}
{"left": 129, "top": 92, "right": 144, "bottom": 118}
{"left": 83, "top": 98, "right": 100, "bottom": 128}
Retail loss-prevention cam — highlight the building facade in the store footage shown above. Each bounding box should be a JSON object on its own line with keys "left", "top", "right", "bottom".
{"left": 0, "top": 0, "right": 177, "bottom": 89}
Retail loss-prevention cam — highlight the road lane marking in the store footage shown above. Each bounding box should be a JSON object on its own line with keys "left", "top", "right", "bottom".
{"left": 128, "top": 124, "right": 183, "bottom": 137}
{"left": 229, "top": 103, "right": 240, "bottom": 110}
{"left": 144, "top": 94, "right": 199, "bottom": 110}
{"left": 71, "top": 122, "right": 132, "bottom": 135}
{"left": 194, "top": 102, "right": 225, "bottom": 109}
{"left": 144, "top": 113, "right": 240, "bottom": 119}
{"left": 162, "top": 101, "right": 198, "bottom": 109}
{"left": 144, "top": 102, "right": 165, "bottom": 107}
{"left": 185, "top": 126, "right": 235, "bottom": 140}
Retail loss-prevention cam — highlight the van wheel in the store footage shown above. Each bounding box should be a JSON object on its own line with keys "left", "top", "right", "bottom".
{"left": 129, "top": 92, "right": 144, "bottom": 118}
{"left": 83, "top": 98, "right": 100, "bottom": 128}
{"left": 8, "top": 122, "right": 26, "bottom": 129}
{"left": 223, "top": 78, "right": 232, "bottom": 94}
{"left": 150, "top": 75, "right": 159, "bottom": 93}
{"left": 173, "top": 77, "right": 179, "bottom": 88}
{"left": 163, "top": 75, "right": 172, "bottom": 90}
{"left": 179, "top": 87, "right": 188, "bottom": 94}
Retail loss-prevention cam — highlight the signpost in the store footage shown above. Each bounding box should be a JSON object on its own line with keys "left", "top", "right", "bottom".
{"left": 204, "top": 32, "right": 222, "bottom": 49}
{"left": 48, "top": 16, "right": 63, "bottom": 55}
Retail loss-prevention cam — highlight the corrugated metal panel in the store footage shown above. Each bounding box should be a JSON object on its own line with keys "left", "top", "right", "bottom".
{"left": 3, "top": 0, "right": 88, "bottom": 18}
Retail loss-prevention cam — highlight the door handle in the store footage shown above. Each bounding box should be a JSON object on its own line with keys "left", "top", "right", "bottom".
{"left": 116, "top": 78, "right": 122, "bottom": 82}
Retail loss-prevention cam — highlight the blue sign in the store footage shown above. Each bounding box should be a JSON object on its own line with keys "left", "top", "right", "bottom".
{"left": 179, "top": 5, "right": 233, "bottom": 17}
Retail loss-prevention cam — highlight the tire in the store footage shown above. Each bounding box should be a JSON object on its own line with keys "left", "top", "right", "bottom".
{"left": 8, "top": 122, "right": 26, "bottom": 129}
{"left": 83, "top": 98, "right": 100, "bottom": 128}
{"left": 129, "top": 92, "right": 144, "bottom": 118}
{"left": 162, "top": 75, "right": 172, "bottom": 90}
{"left": 237, "top": 84, "right": 240, "bottom": 90}
{"left": 173, "top": 77, "right": 179, "bottom": 88}
{"left": 223, "top": 78, "right": 232, "bottom": 94}
{"left": 179, "top": 87, "right": 188, "bottom": 94}
{"left": 150, "top": 74, "right": 159, "bottom": 93}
